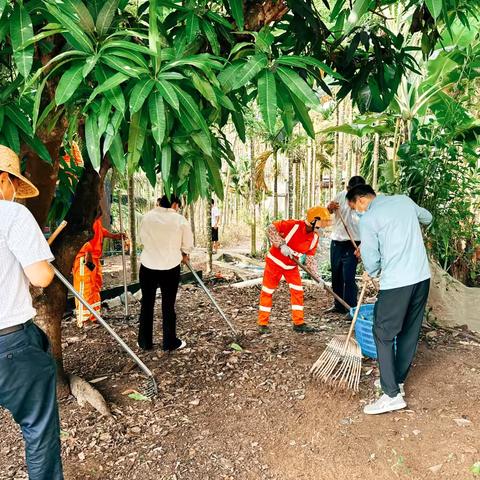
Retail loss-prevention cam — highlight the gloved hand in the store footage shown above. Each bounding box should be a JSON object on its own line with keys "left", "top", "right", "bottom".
{"left": 280, "top": 244, "right": 294, "bottom": 258}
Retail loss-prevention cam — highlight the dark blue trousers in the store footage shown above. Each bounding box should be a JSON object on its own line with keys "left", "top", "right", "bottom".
{"left": 0, "top": 322, "right": 63, "bottom": 480}
{"left": 330, "top": 240, "right": 359, "bottom": 311}
{"left": 374, "top": 279, "right": 430, "bottom": 397}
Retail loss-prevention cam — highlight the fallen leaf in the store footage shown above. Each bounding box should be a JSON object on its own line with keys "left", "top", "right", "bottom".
{"left": 128, "top": 392, "right": 150, "bottom": 402}
{"left": 229, "top": 342, "right": 243, "bottom": 352}
{"left": 428, "top": 464, "right": 442, "bottom": 474}
{"left": 454, "top": 418, "right": 472, "bottom": 427}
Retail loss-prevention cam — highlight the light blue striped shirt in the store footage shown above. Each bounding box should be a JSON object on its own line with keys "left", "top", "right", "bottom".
{"left": 359, "top": 195, "right": 432, "bottom": 290}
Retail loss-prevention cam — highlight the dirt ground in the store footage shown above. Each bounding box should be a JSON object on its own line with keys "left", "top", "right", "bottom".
{"left": 1, "top": 255, "right": 479, "bottom": 480}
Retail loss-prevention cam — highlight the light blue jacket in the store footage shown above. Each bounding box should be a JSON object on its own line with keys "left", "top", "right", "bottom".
{"left": 359, "top": 195, "right": 432, "bottom": 290}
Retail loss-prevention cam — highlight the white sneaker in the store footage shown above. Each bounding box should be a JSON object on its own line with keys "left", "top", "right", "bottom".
{"left": 364, "top": 393, "right": 407, "bottom": 415}
{"left": 374, "top": 378, "right": 405, "bottom": 396}
{"left": 176, "top": 339, "right": 187, "bottom": 351}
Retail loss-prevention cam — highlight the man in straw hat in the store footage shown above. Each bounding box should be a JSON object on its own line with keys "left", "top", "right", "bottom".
{"left": 258, "top": 206, "right": 331, "bottom": 334}
{"left": 0, "top": 145, "right": 64, "bottom": 479}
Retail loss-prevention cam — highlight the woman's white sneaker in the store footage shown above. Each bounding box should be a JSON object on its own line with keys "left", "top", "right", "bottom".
{"left": 374, "top": 379, "right": 405, "bottom": 396}
{"left": 364, "top": 393, "right": 407, "bottom": 415}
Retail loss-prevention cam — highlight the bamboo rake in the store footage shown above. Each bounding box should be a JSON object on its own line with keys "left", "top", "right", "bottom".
{"left": 310, "top": 280, "right": 368, "bottom": 393}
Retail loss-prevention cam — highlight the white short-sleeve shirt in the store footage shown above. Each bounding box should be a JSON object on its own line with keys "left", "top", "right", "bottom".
{"left": 0, "top": 201, "right": 54, "bottom": 328}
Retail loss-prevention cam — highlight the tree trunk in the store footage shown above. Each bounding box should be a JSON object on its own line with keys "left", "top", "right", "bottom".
{"left": 287, "top": 153, "right": 294, "bottom": 218}
{"left": 294, "top": 159, "right": 301, "bottom": 218}
{"left": 273, "top": 149, "right": 279, "bottom": 219}
{"left": 128, "top": 173, "right": 138, "bottom": 282}
{"left": 31, "top": 160, "right": 108, "bottom": 396}
{"left": 190, "top": 202, "right": 196, "bottom": 247}
{"left": 250, "top": 140, "right": 256, "bottom": 256}
{"left": 372, "top": 133, "right": 380, "bottom": 190}
{"left": 206, "top": 198, "right": 213, "bottom": 272}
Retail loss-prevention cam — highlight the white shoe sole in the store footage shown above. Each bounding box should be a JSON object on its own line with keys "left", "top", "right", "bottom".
{"left": 364, "top": 400, "right": 407, "bottom": 415}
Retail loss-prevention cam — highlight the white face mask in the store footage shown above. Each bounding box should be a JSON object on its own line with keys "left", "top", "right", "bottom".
{"left": 0, "top": 176, "right": 16, "bottom": 202}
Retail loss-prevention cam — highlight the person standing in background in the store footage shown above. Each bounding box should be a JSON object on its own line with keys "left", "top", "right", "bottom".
{"left": 0, "top": 145, "right": 64, "bottom": 479}
{"left": 211, "top": 198, "right": 221, "bottom": 253}
{"left": 72, "top": 210, "right": 125, "bottom": 326}
{"left": 326, "top": 176, "right": 365, "bottom": 315}
{"left": 138, "top": 195, "right": 194, "bottom": 351}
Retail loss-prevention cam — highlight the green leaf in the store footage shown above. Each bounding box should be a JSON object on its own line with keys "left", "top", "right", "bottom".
{"left": 276, "top": 66, "right": 319, "bottom": 110}
{"left": 97, "top": 98, "right": 111, "bottom": 138}
{"left": 149, "top": 91, "right": 166, "bottom": 147}
{"left": 88, "top": 72, "right": 129, "bottom": 106}
{"left": 277, "top": 55, "right": 344, "bottom": 80}
{"left": 228, "top": 0, "right": 244, "bottom": 30}
{"left": 102, "top": 55, "right": 145, "bottom": 78}
{"left": 0, "top": 0, "right": 7, "bottom": 18}
{"left": 5, "top": 105, "right": 33, "bottom": 137}
{"left": 206, "top": 11, "right": 233, "bottom": 29}
{"left": 108, "top": 132, "right": 126, "bottom": 173}
{"left": 129, "top": 78, "right": 155, "bottom": 113}
{"left": 23, "top": 135, "right": 52, "bottom": 164}
{"left": 156, "top": 79, "right": 179, "bottom": 111}
{"left": 201, "top": 20, "right": 220, "bottom": 55}
{"left": 96, "top": 0, "right": 120, "bottom": 36}
{"left": 103, "top": 109, "right": 123, "bottom": 154}
{"left": 193, "top": 156, "right": 208, "bottom": 197}
{"left": 349, "top": 0, "right": 372, "bottom": 26}
{"left": 85, "top": 112, "right": 101, "bottom": 171}
{"left": 162, "top": 55, "right": 223, "bottom": 72}
{"left": 101, "top": 40, "right": 155, "bottom": 57}
{"left": 127, "top": 108, "right": 148, "bottom": 173}
{"left": 55, "top": 62, "right": 85, "bottom": 105}
{"left": 0, "top": 107, "right": 4, "bottom": 131}
{"left": 191, "top": 72, "right": 218, "bottom": 108}
{"left": 4, "top": 122, "right": 20, "bottom": 153}
{"left": 161, "top": 144, "right": 172, "bottom": 189}
{"left": 62, "top": 0, "right": 95, "bottom": 33}
{"left": 186, "top": 12, "right": 200, "bottom": 43}
{"left": 10, "top": 3, "right": 34, "bottom": 78}
{"left": 257, "top": 69, "right": 277, "bottom": 134}
{"left": 45, "top": 3, "right": 94, "bottom": 53}
{"left": 290, "top": 90, "right": 315, "bottom": 138}
{"left": 230, "top": 54, "right": 268, "bottom": 91}
{"left": 171, "top": 84, "right": 211, "bottom": 138}
{"left": 425, "top": 0, "right": 442, "bottom": 20}
{"left": 105, "top": 49, "right": 149, "bottom": 69}
{"left": 204, "top": 155, "right": 224, "bottom": 199}
{"left": 218, "top": 62, "right": 245, "bottom": 92}
{"left": 141, "top": 136, "right": 157, "bottom": 187}
{"left": 127, "top": 392, "right": 150, "bottom": 401}
{"left": 229, "top": 342, "right": 243, "bottom": 352}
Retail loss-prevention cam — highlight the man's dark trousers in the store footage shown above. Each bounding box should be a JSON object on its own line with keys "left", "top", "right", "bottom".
{"left": 374, "top": 279, "right": 430, "bottom": 397}
{"left": 330, "top": 240, "right": 359, "bottom": 311}
{"left": 138, "top": 264, "right": 182, "bottom": 351}
{"left": 0, "top": 322, "right": 63, "bottom": 480}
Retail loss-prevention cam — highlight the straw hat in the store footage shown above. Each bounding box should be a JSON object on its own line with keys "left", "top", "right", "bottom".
{"left": 0, "top": 145, "right": 39, "bottom": 198}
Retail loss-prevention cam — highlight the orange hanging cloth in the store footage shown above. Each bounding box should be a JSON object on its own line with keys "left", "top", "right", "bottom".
{"left": 258, "top": 220, "right": 320, "bottom": 326}
{"left": 72, "top": 218, "right": 109, "bottom": 325}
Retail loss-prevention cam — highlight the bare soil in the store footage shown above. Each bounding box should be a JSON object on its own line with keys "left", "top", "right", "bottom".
{"left": 1, "top": 256, "right": 479, "bottom": 480}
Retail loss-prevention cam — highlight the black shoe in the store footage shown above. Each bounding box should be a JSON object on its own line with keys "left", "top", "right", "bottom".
{"left": 324, "top": 305, "right": 347, "bottom": 314}
{"left": 163, "top": 338, "right": 187, "bottom": 352}
{"left": 293, "top": 323, "right": 317, "bottom": 333}
{"left": 137, "top": 342, "right": 153, "bottom": 351}
{"left": 258, "top": 325, "right": 271, "bottom": 335}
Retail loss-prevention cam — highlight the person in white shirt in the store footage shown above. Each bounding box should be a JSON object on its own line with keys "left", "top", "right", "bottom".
{"left": 326, "top": 176, "right": 365, "bottom": 315}
{"left": 0, "top": 145, "right": 63, "bottom": 479}
{"left": 138, "top": 195, "right": 194, "bottom": 351}
{"left": 211, "top": 198, "right": 220, "bottom": 253}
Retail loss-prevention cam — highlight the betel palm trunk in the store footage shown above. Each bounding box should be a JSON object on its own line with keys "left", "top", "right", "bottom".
{"left": 273, "top": 149, "right": 279, "bottom": 218}
{"left": 128, "top": 173, "right": 138, "bottom": 282}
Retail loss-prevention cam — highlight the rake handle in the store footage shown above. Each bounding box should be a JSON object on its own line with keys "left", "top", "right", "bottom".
{"left": 343, "top": 279, "right": 369, "bottom": 353}
{"left": 292, "top": 258, "right": 352, "bottom": 312}
{"left": 337, "top": 210, "right": 359, "bottom": 251}
{"left": 47, "top": 221, "right": 68, "bottom": 246}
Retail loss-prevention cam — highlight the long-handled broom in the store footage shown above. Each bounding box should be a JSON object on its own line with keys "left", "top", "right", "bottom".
{"left": 310, "top": 280, "right": 367, "bottom": 392}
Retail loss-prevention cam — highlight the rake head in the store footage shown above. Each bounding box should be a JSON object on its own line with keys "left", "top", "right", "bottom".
{"left": 310, "top": 335, "right": 362, "bottom": 393}
{"left": 143, "top": 376, "right": 158, "bottom": 399}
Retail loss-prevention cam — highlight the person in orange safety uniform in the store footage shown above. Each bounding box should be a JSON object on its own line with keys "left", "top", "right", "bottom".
{"left": 73, "top": 211, "right": 125, "bottom": 326}
{"left": 258, "top": 206, "right": 331, "bottom": 334}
